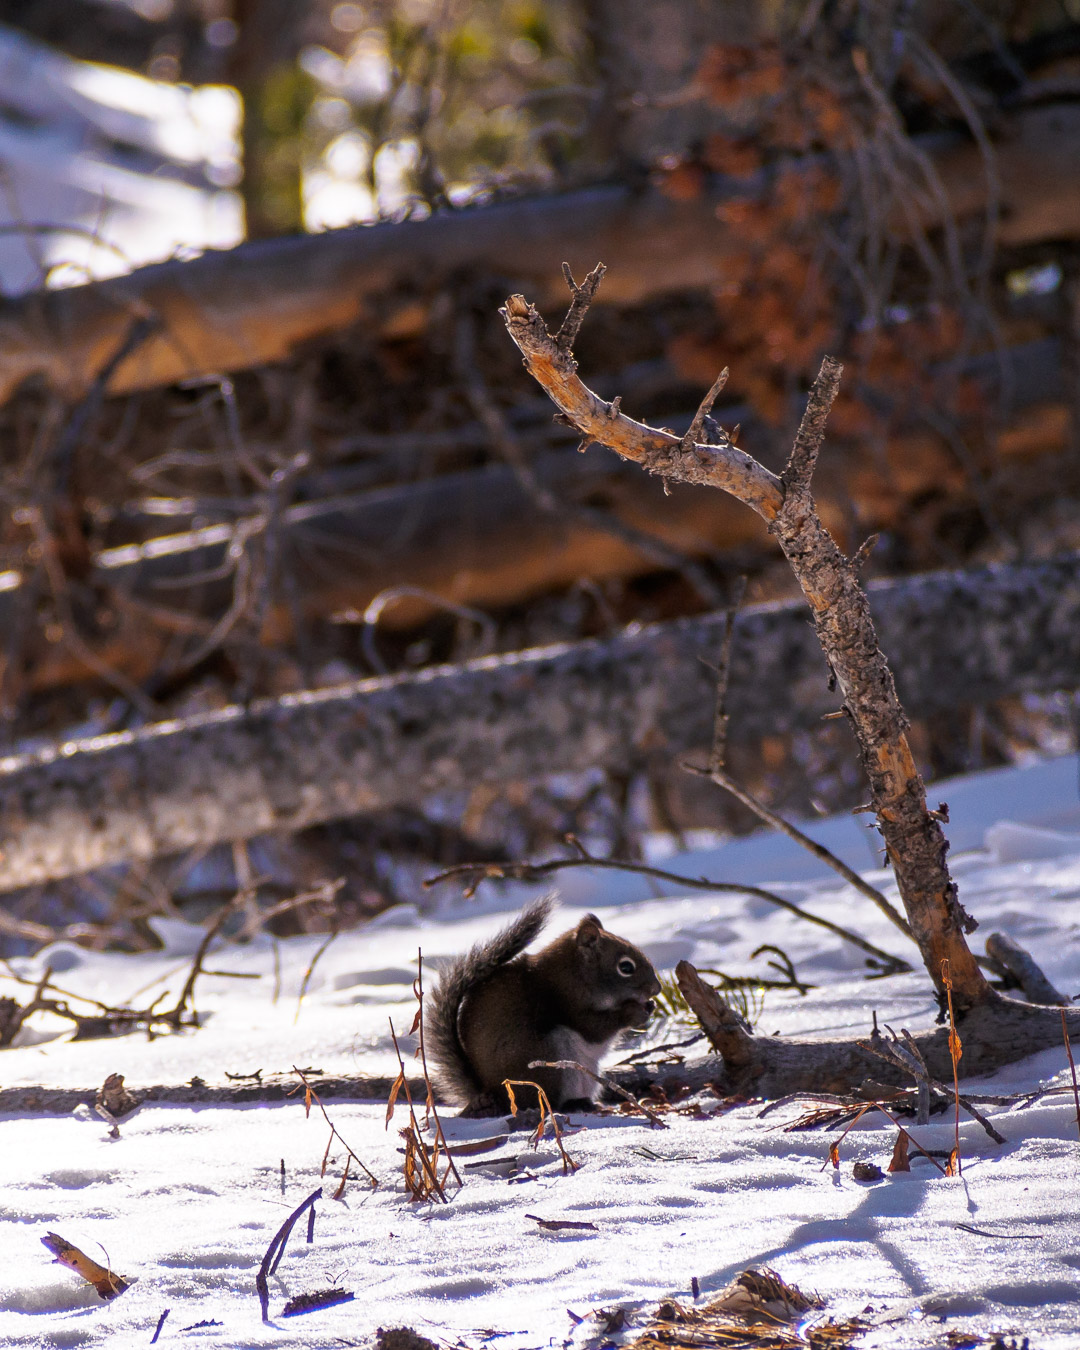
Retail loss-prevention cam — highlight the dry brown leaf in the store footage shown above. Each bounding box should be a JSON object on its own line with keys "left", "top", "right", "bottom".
{"left": 888, "top": 1131, "right": 911, "bottom": 1173}
{"left": 385, "top": 1069, "right": 405, "bottom": 1126}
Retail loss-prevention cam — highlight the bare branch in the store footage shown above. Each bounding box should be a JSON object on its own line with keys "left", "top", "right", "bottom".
{"left": 425, "top": 844, "right": 911, "bottom": 974}
{"left": 500, "top": 293, "right": 784, "bottom": 516}
{"left": 680, "top": 368, "right": 729, "bottom": 452}
{"left": 555, "top": 261, "right": 606, "bottom": 352}
{"left": 684, "top": 761, "right": 913, "bottom": 940}
{"left": 779, "top": 356, "right": 844, "bottom": 506}
{"left": 709, "top": 577, "right": 747, "bottom": 774}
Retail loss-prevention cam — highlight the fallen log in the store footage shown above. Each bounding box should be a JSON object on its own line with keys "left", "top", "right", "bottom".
{"left": 2, "top": 101, "right": 1080, "bottom": 403}
{"left": 0, "top": 551, "right": 1076, "bottom": 892}
{"left": 2, "top": 334, "right": 1072, "bottom": 694}
{"left": 0, "top": 1073, "right": 420, "bottom": 1116}
{"left": 609, "top": 977, "right": 1080, "bottom": 1101}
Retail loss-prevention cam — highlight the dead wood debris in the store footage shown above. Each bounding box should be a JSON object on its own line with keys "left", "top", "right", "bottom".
{"left": 630, "top": 1268, "right": 865, "bottom": 1350}
{"left": 0, "top": 879, "right": 344, "bottom": 1048}
{"left": 376, "top": 1328, "right": 441, "bottom": 1350}
{"left": 41, "top": 1231, "right": 129, "bottom": 1300}
{"left": 281, "top": 1287, "right": 355, "bottom": 1317}
{"left": 94, "top": 1071, "right": 140, "bottom": 1137}
{"left": 984, "top": 933, "right": 1069, "bottom": 1006}
{"left": 526, "top": 1213, "right": 598, "bottom": 1233}
{"left": 255, "top": 1187, "right": 322, "bottom": 1323}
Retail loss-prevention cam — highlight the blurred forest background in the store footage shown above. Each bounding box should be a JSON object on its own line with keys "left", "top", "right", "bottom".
{"left": 0, "top": 0, "right": 1079, "bottom": 959}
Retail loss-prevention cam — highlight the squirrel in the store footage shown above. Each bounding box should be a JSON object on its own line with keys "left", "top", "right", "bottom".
{"left": 427, "top": 895, "right": 660, "bottom": 1115}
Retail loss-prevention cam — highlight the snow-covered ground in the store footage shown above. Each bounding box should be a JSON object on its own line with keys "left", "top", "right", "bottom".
{"left": 0, "top": 25, "right": 242, "bottom": 295}
{"left": 3, "top": 754, "right": 1080, "bottom": 1348}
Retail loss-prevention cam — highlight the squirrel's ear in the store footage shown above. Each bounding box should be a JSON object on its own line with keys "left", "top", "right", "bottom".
{"left": 576, "top": 914, "right": 603, "bottom": 946}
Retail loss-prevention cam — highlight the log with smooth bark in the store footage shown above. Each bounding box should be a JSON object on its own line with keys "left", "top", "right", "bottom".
{"left": 2, "top": 101, "right": 1080, "bottom": 401}
{"left": 0, "top": 1074, "right": 421, "bottom": 1115}
{"left": 0, "top": 552, "right": 1077, "bottom": 892}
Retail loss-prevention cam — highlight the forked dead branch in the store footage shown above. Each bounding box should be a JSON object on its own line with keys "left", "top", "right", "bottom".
{"left": 501, "top": 266, "right": 1080, "bottom": 1097}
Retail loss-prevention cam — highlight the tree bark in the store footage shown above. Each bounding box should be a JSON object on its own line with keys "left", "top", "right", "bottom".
{"left": 2, "top": 101, "right": 1079, "bottom": 402}
{"left": 501, "top": 264, "right": 1080, "bottom": 1085}
{"left": 0, "top": 552, "right": 1076, "bottom": 892}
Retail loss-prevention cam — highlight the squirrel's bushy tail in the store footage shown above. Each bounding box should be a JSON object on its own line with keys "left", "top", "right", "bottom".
{"left": 426, "top": 895, "right": 555, "bottom": 1105}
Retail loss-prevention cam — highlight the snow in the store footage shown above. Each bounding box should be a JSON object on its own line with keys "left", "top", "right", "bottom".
{"left": 3, "top": 753, "right": 1080, "bottom": 1348}
{"left": 0, "top": 24, "right": 242, "bottom": 295}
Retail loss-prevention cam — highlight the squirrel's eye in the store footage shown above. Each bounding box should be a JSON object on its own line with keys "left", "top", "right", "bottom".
{"left": 617, "top": 957, "right": 636, "bottom": 976}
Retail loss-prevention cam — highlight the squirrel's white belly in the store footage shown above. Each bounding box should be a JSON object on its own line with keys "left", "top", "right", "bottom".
{"left": 543, "top": 1027, "right": 611, "bottom": 1101}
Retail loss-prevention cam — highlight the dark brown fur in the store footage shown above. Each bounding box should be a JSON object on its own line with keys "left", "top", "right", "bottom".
{"left": 427, "top": 897, "right": 660, "bottom": 1114}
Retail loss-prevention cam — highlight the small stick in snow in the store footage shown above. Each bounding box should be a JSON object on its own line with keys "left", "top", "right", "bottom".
{"left": 150, "top": 1309, "right": 170, "bottom": 1344}
{"left": 941, "top": 959, "right": 963, "bottom": 1175}
{"left": 1061, "top": 1008, "right": 1080, "bottom": 1142}
{"left": 256, "top": 1187, "right": 322, "bottom": 1322}
{"left": 955, "top": 1223, "right": 1039, "bottom": 1240}
{"left": 525, "top": 1213, "right": 598, "bottom": 1232}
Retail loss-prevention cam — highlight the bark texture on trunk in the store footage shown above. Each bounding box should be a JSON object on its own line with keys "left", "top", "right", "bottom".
{"left": 0, "top": 553, "right": 1076, "bottom": 892}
